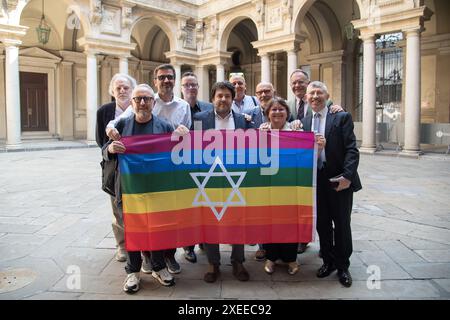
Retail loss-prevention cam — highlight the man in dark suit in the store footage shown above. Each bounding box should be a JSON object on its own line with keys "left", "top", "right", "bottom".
{"left": 301, "top": 81, "right": 362, "bottom": 288}
{"left": 180, "top": 71, "right": 213, "bottom": 263}
{"left": 95, "top": 73, "right": 136, "bottom": 262}
{"left": 181, "top": 71, "right": 213, "bottom": 125}
{"left": 193, "top": 81, "right": 253, "bottom": 283}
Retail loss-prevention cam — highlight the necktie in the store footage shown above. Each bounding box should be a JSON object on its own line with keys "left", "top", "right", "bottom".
{"left": 297, "top": 100, "right": 305, "bottom": 120}
{"left": 313, "top": 113, "right": 323, "bottom": 169}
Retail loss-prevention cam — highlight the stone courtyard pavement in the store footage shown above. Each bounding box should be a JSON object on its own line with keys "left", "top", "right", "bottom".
{"left": 0, "top": 147, "right": 449, "bottom": 300}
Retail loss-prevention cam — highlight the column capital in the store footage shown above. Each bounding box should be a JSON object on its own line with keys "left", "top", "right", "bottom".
{"left": 0, "top": 23, "right": 28, "bottom": 45}
{"left": 403, "top": 27, "right": 423, "bottom": 37}
{"left": 359, "top": 34, "right": 376, "bottom": 43}
{"left": 78, "top": 37, "right": 135, "bottom": 57}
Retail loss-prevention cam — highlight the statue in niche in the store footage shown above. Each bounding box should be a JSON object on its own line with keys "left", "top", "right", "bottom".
{"left": 90, "top": 0, "right": 103, "bottom": 25}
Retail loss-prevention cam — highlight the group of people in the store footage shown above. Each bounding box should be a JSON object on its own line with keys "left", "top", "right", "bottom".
{"left": 95, "top": 63, "right": 361, "bottom": 294}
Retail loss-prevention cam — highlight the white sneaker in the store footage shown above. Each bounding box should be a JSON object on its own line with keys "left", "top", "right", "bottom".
{"left": 152, "top": 268, "right": 175, "bottom": 287}
{"left": 115, "top": 247, "right": 127, "bottom": 262}
{"left": 123, "top": 272, "right": 140, "bottom": 293}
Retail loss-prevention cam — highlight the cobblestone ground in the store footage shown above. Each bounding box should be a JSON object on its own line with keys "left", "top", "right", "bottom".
{"left": 0, "top": 148, "right": 449, "bottom": 300}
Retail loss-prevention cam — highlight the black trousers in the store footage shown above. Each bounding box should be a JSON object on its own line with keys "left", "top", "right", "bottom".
{"left": 265, "top": 243, "right": 297, "bottom": 263}
{"left": 125, "top": 250, "right": 166, "bottom": 273}
{"left": 316, "top": 169, "right": 353, "bottom": 270}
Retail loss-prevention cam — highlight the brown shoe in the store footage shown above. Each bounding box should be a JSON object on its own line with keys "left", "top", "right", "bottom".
{"left": 232, "top": 262, "right": 249, "bottom": 281}
{"left": 204, "top": 264, "right": 220, "bottom": 283}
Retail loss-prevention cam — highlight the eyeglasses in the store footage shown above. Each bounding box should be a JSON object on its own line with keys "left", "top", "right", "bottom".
{"left": 182, "top": 83, "right": 199, "bottom": 89}
{"left": 256, "top": 89, "right": 272, "bottom": 95}
{"left": 155, "top": 74, "right": 175, "bottom": 81}
{"left": 132, "top": 96, "right": 154, "bottom": 103}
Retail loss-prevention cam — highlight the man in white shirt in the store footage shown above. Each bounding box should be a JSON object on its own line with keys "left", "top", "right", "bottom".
{"left": 105, "top": 64, "right": 191, "bottom": 140}
{"left": 229, "top": 73, "right": 259, "bottom": 114}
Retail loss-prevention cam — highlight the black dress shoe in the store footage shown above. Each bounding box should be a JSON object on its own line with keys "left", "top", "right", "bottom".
{"left": 337, "top": 269, "right": 352, "bottom": 287}
{"left": 184, "top": 248, "right": 197, "bottom": 263}
{"left": 316, "top": 263, "right": 337, "bottom": 278}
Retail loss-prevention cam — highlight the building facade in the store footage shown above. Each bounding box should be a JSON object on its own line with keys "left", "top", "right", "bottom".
{"left": 0, "top": 0, "right": 449, "bottom": 154}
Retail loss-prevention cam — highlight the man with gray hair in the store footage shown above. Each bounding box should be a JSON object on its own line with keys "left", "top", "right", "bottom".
{"left": 103, "top": 83, "right": 188, "bottom": 293}
{"left": 301, "top": 81, "right": 362, "bottom": 288}
{"left": 96, "top": 73, "right": 136, "bottom": 262}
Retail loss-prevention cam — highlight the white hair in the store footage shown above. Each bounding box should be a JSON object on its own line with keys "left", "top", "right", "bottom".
{"left": 132, "top": 84, "right": 155, "bottom": 96}
{"left": 307, "top": 81, "right": 329, "bottom": 94}
{"left": 108, "top": 73, "right": 137, "bottom": 96}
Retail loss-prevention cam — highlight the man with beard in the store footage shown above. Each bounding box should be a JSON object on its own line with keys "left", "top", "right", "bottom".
{"left": 193, "top": 81, "right": 253, "bottom": 283}
{"left": 106, "top": 64, "right": 190, "bottom": 276}
{"left": 96, "top": 73, "right": 136, "bottom": 262}
{"left": 103, "top": 84, "right": 188, "bottom": 292}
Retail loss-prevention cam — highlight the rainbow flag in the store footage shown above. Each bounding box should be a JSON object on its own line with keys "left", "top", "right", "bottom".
{"left": 119, "top": 130, "right": 316, "bottom": 251}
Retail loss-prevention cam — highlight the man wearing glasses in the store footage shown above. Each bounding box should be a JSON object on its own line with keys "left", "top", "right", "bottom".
{"left": 152, "top": 64, "right": 192, "bottom": 129}
{"left": 105, "top": 64, "right": 191, "bottom": 276}
{"left": 181, "top": 71, "right": 213, "bottom": 126}
{"left": 229, "top": 73, "right": 259, "bottom": 114}
{"left": 103, "top": 84, "right": 188, "bottom": 293}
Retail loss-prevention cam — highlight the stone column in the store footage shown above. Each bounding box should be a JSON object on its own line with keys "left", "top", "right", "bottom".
{"left": 402, "top": 28, "right": 422, "bottom": 154}
{"left": 360, "top": 35, "right": 377, "bottom": 153}
{"left": 196, "top": 65, "right": 209, "bottom": 101}
{"left": 260, "top": 53, "right": 271, "bottom": 83}
{"left": 85, "top": 51, "right": 98, "bottom": 142}
{"left": 216, "top": 64, "right": 225, "bottom": 82}
{"left": 310, "top": 64, "right": 320, "bottom": 81}
{"left": 59, "top": 61, "right": 74, "bottom": 140}
{"left": 287, "top": 50, "right": 298, "bottom": 102}
{"left": 173, "top": 63, "right": 181, "bottom": 98}
{"left": 119, "top": 56, "right": 128, "bottom": 75}
{"left": 4, "top": 41, "right": 22, "bottom": 148}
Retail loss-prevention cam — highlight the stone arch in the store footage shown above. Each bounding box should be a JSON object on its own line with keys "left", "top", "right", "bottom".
{"left": 219, "top": 15, "right": 260, "bottom": 52}
{"left": 130, "top": 15, "right": 175, "bottom": 53}
{"left": 19, "top": 0, "right": 90, "bottom": 49}
{"left": 294, "top": 1, "right": 349, "bottom": 54}
{"left": 131, "top": 21, "right": 170, "bottom": 63}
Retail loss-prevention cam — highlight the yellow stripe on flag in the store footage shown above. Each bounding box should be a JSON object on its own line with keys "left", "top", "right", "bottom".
{"left": 123, "top": 186, "right": 313, "bottom": 214}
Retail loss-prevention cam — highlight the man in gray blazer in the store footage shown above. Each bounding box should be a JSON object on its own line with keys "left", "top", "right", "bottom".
{"left": 103, "top": 84, "right": 187, "bottom": 293}
{"left": 193, "top": 81, "right": 252, "bottom": 284}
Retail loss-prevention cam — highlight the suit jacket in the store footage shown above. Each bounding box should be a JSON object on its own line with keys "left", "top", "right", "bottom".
{"left": 101, "top": 114, "right": 174, "bottom": 201}
{"left": 96, "top": 102, "right": 116, "bottom": 148}
{"left": 301, "top": 110, "right": 362, "bottom": 192}
{"left": 287, "top": 98, "right": 312, "bottom": 122}
{"left": 244, "top": 107, "right": 266, "bottom": 128}
{"left": 193, "top": 110, "right": 253, "bottom": 130}
{"left": 197, "top": 100, "right": 214, "bottom": 112}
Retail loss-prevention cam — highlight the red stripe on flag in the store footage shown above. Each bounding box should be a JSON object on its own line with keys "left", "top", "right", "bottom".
{"left": 125, "top": 223, "right": 314, "bottom": 251}
{"left": 123, "top": 205, "right": 313, "bottom": 233}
